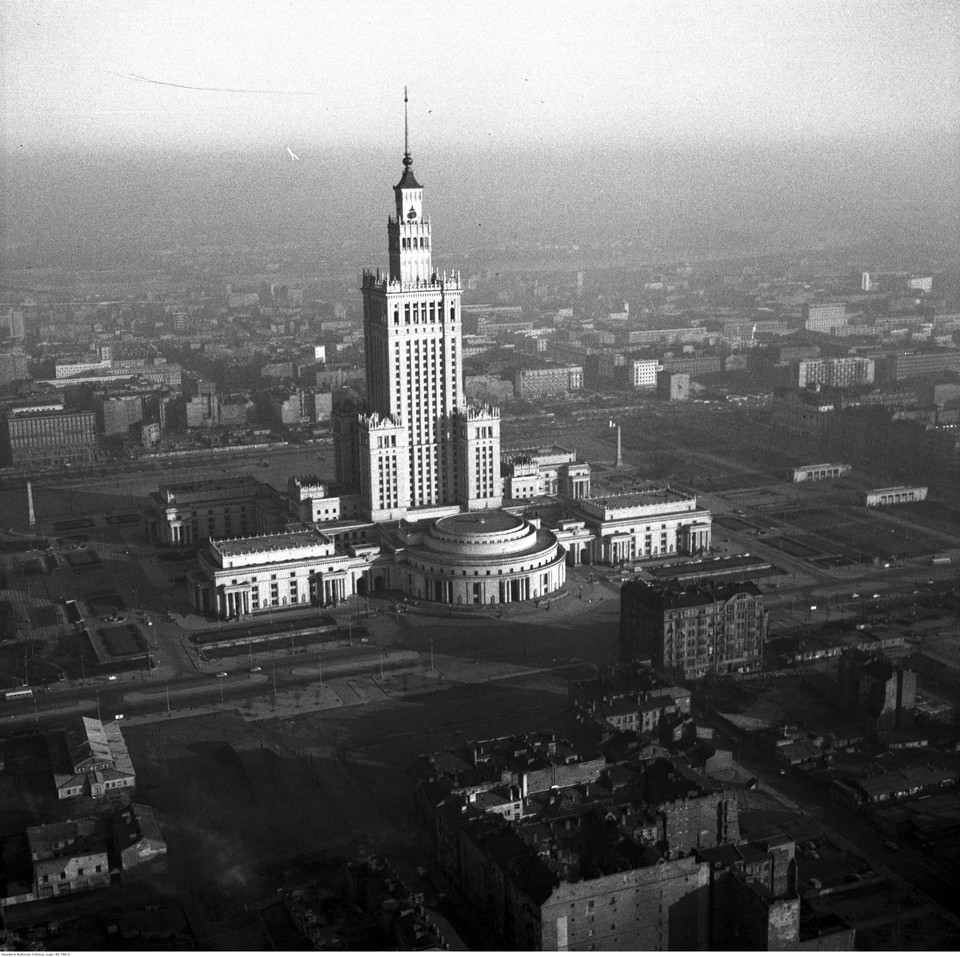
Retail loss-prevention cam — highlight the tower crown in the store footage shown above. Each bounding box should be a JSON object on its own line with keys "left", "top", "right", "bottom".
{"left": 388, "top": 87, "right": 430, "bottom": 283}
{"left": 394, "top": 87, "right": 423, "bottom": 221}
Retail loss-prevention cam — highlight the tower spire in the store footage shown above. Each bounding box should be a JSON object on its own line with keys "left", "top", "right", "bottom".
{"left": 403, "top": 86, "right": 412, "bottom": 169}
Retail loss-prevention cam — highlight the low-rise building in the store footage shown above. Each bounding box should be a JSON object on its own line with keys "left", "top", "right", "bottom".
{"left": 26, "top": 817, "right": 111, "bottom": 899}
{"left": 112, "top": 804, "right": 167, "bottom": 881}
{"left": 514, "top": 365, "right": 583, "bottom": 399}
{"left": 195, "top": 525, "right": 371, "bottom": 618}
{"left": 501, "top": 444, "right": 590, "bottom": 501}
{"left": 865, "top": 485, "right": 927, "bottom": 507}
{"left": 791, "top": 463, "right": 851, "bottom": 482}
{"left": 146, "top": 475, "right": 283, "bottom": 546}
{"left": 797, "top": 357, "right": 875, "bottom": 389}
{"left": 838, "top": 648, "right": 917, "bottom": 732}
{"left": 564, "top": 488, "right": 712, "bottom": 565}
{"left": 46, "top": 715, "right": 136, "bottom": 799}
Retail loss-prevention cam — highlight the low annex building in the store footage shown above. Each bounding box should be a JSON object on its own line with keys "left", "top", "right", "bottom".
{"left": 146, "top": 475, "right": 283, "bottom": 546}
{"left": 865, "top": 485, "right": 927, "bottom": 507}
{"left": 791, "top": 462, "right": 851, "bottom": 482}
{"left": 112, "top": 804, "right": 168, "bottom": 881}
{"left": 564, "top": 488, "right": 712, "bottom": 565}
{"left": 194, "top": 526, "right": 373, "bottom": 618}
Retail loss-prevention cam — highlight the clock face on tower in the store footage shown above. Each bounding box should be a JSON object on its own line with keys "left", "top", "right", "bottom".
{"left": 407, "top": 207, "right": 417, "bottom": 220}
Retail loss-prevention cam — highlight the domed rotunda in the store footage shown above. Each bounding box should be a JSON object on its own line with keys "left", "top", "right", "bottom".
{"left": 386, "top": 509, "right": 566, "bottom": 605}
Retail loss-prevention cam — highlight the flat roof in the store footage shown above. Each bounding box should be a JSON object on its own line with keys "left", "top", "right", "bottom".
{"left": 213, "top": 528, "right": 331, "bottom": 556}
{"left": 435, "top": 510, "right": 523, "bottom": 536}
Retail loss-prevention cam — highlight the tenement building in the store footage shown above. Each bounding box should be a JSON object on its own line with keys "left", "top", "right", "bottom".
{"left": 620, "top": 579, "right": 768, "bottom": 679}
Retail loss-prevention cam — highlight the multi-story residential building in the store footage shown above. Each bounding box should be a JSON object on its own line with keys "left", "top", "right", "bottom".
{"left": 803, "top": 302, "right": 848, "bottom": 333}
{"left": 514, "top": 364, "right": 583, "bottom": 399}
{"left": 771, "top": 389, "right": 835, "bottom": 435}
{"left": 659, "top": 355, "right": 722, "bottom": 377}
{"left": 658, "top": 371, "right": 690, "bottom": 401}
{"left": 626, "top": 327, "right": 709, "bottom": 347}
{"left": 0, "top": 351, "right": 29, "bottom": 385}
{"left": 94, "top": 391, "right": 144, "bottom": 436}
{"left": 412, "top": 749, "right": 739, "bottom": 950}
{"left": 0, "top": 406, "right": 99, "bottom": 468}
{"left": 797, "top": 356, "right": 875, "bottom": 388}
{"left": 838, "top": 648, "right": 917, "bottom": 733}
{"left": 629, "top": 358, "right": 659, "bottom": 390}
{"left": 619, "top": 579, "right": 768, "bottom": 679}
{"left": 267, "top": 388, "right": 333, "bottom": 428}
{"left": 877, "top": 350, "right": 960, "bottom": 382}
{"left": 181, "top": 370, "right": 219, "bottom": 428}
{"left": 0, "top": 308, "right": 26, "bottom": 340}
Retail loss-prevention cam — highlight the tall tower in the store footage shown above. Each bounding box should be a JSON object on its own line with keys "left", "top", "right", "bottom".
{"left": 361, "top": 90, "right": 464, "bottom": 513}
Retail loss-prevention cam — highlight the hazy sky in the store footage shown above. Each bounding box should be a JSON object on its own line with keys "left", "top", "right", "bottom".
{"left": 3, "top": 0, "right": 958, "bottom": 154}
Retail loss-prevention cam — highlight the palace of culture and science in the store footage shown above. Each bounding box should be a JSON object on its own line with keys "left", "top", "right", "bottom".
{"left": 152, "top": 97, "right": 712, "bottom": 620}
{"left": 340, "top": 93, "right": 502, "bottom": 520}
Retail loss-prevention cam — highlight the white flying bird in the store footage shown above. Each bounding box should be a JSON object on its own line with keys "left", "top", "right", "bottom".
{"left": 286, "top": 146, "right": 301, "bottom": 161}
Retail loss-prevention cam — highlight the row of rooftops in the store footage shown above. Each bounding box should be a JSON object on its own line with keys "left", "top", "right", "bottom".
{"left": 621, "top": 577, "right": 764, "bottom": 610}
{"left": 424, "top": 755, "right": 725, "bottom": 894}
{"left": 26, "top": 803, "right": 163, "bottom": 863}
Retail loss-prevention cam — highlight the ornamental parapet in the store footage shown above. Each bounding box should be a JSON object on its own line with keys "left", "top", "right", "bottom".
{"left": 362, "top": 268, "right": 461, "bottom": 293}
